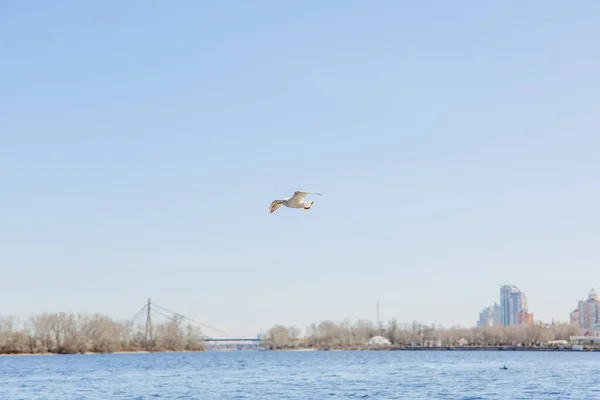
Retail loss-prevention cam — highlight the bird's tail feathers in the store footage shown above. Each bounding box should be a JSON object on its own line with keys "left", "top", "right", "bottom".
{"left": 303, "top": 200, "right": 315, "bottom": 210}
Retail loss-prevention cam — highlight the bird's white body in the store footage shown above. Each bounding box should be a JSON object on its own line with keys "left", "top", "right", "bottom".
{"left": 270, "top": 191, "right": 323, "bottom": 214}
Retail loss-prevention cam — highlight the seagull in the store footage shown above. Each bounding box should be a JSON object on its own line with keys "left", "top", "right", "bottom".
{"left": 269, "top": 191, "right": 323, "bottom": 214}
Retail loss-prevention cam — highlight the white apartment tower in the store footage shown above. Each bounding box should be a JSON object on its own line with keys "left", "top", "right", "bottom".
{"left": 477, "top": 303, "right": 501, "bottom": 328}
{"left": 500, "top": 285, "right": 528, "bottom": 326}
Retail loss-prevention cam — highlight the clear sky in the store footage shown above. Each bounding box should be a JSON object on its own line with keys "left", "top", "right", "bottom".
{"left": 1, "top": 1, "right": 599, "bottom": 337}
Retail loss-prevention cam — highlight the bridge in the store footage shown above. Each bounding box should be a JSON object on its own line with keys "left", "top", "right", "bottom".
{"left": 131, "top": 298, "right": 271, "bottom": 351}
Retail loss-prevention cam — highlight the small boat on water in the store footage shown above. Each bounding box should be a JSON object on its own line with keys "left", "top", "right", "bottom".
{"left": 572, "top": 345, "right": 584, "bottom": 351}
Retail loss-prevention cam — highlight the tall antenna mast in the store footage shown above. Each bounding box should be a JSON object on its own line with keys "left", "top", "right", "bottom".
{"left": 377, "top": 300, "right": 380, "bottom": 325}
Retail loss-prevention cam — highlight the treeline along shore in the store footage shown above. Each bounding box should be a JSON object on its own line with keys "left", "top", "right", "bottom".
{"left": 0, "top": 311, "right": 594, "bottom": 356}
{"left": 263, "top": 319, "right": 592, "bottom": 351}
{"left": 0, "top": 312, "right": 205, "bottom": 355}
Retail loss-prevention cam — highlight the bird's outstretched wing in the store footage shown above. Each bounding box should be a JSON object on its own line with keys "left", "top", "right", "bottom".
{"left": 270, "top": 200, "right": 284, "bottom": 214}
{"left": 290, "top": 191, "right": 323, "bottom": 202}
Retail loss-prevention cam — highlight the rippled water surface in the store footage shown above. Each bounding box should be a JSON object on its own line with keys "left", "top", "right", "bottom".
{"left": 1, "top": 350, "right": 599, "bottom": 399}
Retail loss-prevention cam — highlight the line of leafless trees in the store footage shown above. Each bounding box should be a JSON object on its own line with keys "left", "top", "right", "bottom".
{"left": 2, "top": 312, "right": 584, "bottom": 355}
{"left": 265, "top": 318, "right": 581, "bottom": 350}
{"left": 0, "top": 312, "right": 205, "bottom": 355}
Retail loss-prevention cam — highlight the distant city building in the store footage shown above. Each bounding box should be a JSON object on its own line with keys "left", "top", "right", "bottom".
{"left": 517, "top": 311, "right": 534, "bottom": 325}
{"left": 570, "top": 323, "right": 600, "bottom": 345}
{"left": 477, "top": 303, "right": 501, "bottom": 328}
{"left": 570, "top": 289, "right": 600, "bottom": 331}
{"left": 476, "top": 285, "right": 533, "bottom": 328}
{"left": 477, "top": 308, "right": 491, "bottom": 328}
{"left": 500, "top": 285, "right": 529, "bottom": 326}
{"left": 570, "top": 309, "right": 581, "bottom": 326}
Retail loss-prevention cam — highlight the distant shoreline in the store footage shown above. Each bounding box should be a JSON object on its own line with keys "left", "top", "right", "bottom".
{"left": 373, "top": 346, "right": 596, "bottom": 352}
{"left": 0, "top": 350, "right": 204, "bottom": 358}
{"left": 277, "top": 346, "right": 598, "bottom": 352}
{"left": 0, "top": 346, "right": 597, "bottom": 357}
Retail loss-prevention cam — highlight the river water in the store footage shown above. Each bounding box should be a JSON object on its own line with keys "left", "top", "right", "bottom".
{"left": 0, "top": 350, "right": 597, "bottom": 399}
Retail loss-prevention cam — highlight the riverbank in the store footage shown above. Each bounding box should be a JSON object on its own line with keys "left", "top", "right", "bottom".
{"left": 1, "top": 346, "right": 597, "bottom": 357}
{"left": 273, "top": 345, "right": 600, "bottom": 352}
{"left": 379, "top": 346, "right": 595, "bottom": 352}
{"left": 0, "top": 350, "right": 206, "bottom": 357}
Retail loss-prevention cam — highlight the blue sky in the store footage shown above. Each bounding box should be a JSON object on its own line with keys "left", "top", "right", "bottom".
{"left": 1, "top": 1, "right": 599, "bottom": 337}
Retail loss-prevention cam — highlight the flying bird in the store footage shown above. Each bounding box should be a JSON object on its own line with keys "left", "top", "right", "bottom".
{"left": 269, "top": 191, "right": 323, "bottom": 214}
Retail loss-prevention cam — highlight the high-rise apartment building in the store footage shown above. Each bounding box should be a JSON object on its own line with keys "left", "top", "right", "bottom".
{"left": 492, "top": 303, "right": 501, "bottom": 326}
{"left": 500, "top": 285, "right": 528, "bottom": 326}
{"left": 477, "top": 303, "right": 501, "bottom": 328}
{"left": 570, "top": 309, "right": 580, "bottom": 326}
{"left": 570, "top": 289, "right": 600, "bottom": 331}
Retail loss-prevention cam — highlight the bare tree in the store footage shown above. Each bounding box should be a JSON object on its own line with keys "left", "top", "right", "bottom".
{"left": 352, "top": 319, "right": 377, "bottom": 345}
{"left": 184, "top": 323, "right": 205, "bottom": 351}
{"left": 385, "top": 318, "right": 402, "bottom": 345}
{"left": 551, "top": 323, "right": 580, "bottom": 341}
{"left": 27, "top": 313, "right": 54, "bottom": 352}
{"left": 288, "top": 325, "right": 301, "bottom": 340}
{"left": 156, "top": 315, "right": 186, "bottom": 351}
{"left": 266, "top": 324, "right": 290, "bottom": 349}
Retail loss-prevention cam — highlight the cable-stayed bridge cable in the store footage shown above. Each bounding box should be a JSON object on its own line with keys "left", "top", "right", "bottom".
{"left": 152, "top": 302, "right": 237, "bottom": 338}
